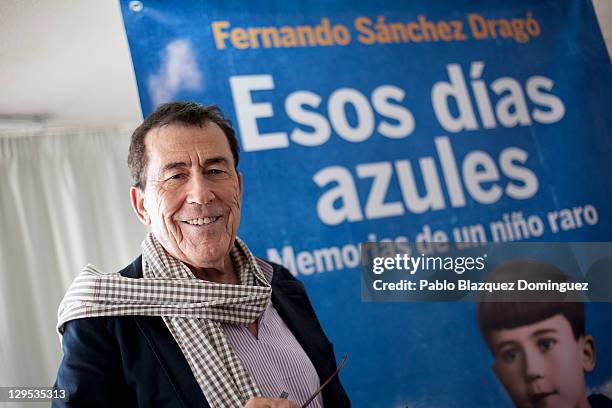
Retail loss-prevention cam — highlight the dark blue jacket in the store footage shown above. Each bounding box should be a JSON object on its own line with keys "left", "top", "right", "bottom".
{"left": 53, "top": 257, "right": 350, "bottom": 407}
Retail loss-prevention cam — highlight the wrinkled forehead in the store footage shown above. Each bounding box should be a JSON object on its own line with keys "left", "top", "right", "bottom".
{"left": 144, "top": 123, "right": 234, "bottom": 166}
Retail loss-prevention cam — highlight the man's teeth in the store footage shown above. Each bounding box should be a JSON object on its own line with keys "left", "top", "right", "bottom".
{"left": 185, "top": 217, "right": 219, "bottom": 225}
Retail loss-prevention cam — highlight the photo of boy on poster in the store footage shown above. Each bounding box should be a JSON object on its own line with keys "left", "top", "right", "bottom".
{"left": 477, "top": 261, "right": 612, "bottom": 408}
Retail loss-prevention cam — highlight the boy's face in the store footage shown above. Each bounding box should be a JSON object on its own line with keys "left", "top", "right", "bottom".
{"left": 488, "top": 314, "right": 595, "bottom": 408}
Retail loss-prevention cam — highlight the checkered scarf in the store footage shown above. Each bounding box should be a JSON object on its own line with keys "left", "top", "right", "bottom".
{"left": 57, "top": 233, "right": 272, "bottom": 407}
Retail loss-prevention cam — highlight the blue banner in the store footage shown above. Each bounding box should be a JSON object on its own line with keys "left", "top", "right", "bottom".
{"left": 120, "top": 1, "right": 612, "bottom": 406}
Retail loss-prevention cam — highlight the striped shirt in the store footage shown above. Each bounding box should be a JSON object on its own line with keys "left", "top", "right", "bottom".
{"left": 222, "top": 261, "right": 323, "bottom": 407}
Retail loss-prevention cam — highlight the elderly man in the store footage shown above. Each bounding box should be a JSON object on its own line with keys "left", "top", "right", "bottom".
{"left": 53, "top": 102, "right": 350, "bottom": 408}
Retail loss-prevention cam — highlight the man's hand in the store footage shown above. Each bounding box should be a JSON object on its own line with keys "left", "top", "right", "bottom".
{"left": 244, "top": 396, "right": 300, "bottom": 408}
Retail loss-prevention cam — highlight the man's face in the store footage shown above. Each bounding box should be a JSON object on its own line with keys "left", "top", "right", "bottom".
{"left": 131, "top": 123, "right": 242, "bottom": 273}
{"left": 488, "top": 314, "right": 595, "bottom": 408}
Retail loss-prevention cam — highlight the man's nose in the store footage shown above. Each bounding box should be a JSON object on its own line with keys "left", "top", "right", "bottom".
{"left": 186, "top": 173, "right": 215, "bottom": 205}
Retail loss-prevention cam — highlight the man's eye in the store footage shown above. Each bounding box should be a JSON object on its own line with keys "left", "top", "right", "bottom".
{"left": 208, "top": 169, "right": 226, "bottom": 176}
{"left": 537, "top": 338, "right": 556, "bottom": 352}
{"left": 167, "top": 174, "right": 186, "bottom": 181}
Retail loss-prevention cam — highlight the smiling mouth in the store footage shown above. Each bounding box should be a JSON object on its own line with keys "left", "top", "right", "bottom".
{"left": 183, "top": 216, "right": 221, "bottom": 226}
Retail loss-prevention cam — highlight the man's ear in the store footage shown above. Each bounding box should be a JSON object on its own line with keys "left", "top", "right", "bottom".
{"left": 581, "top": 335, "right": 596, "bottom": 373}
{"left": 130, "top": 186, "right": 150, "bottom": 225}
{"left": 237, "top": 171, "right": 243, "bottom": 198}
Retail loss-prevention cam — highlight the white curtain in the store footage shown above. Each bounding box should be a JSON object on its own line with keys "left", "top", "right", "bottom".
{"left": 0, "top": 126, "right": 147, "bottom": 398}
